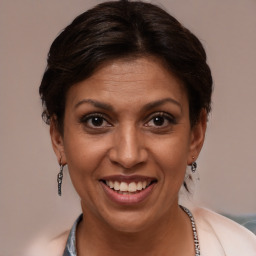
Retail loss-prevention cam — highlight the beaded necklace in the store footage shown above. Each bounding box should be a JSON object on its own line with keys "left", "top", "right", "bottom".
{"left": 180, "top": 205, "right": 200, "bottom": 256}
{"left": 64, "top": 207, "right": 200, "bottom": 256}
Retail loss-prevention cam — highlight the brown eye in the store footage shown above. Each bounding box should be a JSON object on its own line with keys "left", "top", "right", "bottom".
{"left": 145, "top": 112, "right": 176, "bottom": 128}
{"left": 80, "top": 113, "right": 111, "bottom": 129}
{"left": 90, "top": 116, "right": 104, "bottom": 126}
{"left": 152, "top": 116, "right": 165, "bottom": 126}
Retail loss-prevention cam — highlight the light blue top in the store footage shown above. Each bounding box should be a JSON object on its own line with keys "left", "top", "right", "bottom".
{"left": 63, "top": 214, "right": 82, "bottom": 256}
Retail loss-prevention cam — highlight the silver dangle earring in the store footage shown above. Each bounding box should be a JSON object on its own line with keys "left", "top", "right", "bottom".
{"left": 191, "top": 161, "right": 197, "bottom": 173}
{"left": 57, "top": 163, "right": 64, "bottom": 196}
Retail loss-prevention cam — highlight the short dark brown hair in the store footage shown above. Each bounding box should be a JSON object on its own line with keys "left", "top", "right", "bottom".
{"left": 39, "top": 0, "right": 212, "bottom": 134}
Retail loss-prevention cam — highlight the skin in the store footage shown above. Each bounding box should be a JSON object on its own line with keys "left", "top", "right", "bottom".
{"left": 50, "top": 57, "right": 207, "bottom": 256}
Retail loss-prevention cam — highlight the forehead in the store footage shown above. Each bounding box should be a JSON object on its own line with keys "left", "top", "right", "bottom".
{"left": 89, "top": 57, "right": 183, "bottom": 88}
{"left": 66, "top": 57, "right": 188, "bottom": 110}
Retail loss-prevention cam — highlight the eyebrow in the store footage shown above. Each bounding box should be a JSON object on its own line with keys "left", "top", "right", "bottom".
{"left": 74, "top": 97, "right": 181, "bottom": 112}
{"left": 142, "top": 98, "right": 182, "bottom": 112}
{"left": 74, "top": 99, "right": 114, "bottom": 111}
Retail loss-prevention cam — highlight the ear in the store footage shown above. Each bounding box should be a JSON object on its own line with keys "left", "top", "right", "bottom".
{"left": 187, "top": 109, "right": 207, "bottom": 164}
{"left": 50, "top": 118, "right": 67, "bottom": 165}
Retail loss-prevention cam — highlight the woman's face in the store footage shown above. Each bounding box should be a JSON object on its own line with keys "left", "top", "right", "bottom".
{"left": 51, "top": 57, "right": 206, "bottom": 232}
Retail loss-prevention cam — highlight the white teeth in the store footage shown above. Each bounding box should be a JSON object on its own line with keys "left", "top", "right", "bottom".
{"left": 120, "top": 182, "right": 128, "bottom": 191}
{"left": 105, "top": 180, "right": 152, "bottom": 192}
{"left": 114, "top": 181, "right": 120, "bottom": 191}
{"left": 128, "top": 182, "right": 137, "bottom": 192}
{"left": 137, "top": 181, "right": 143, "bottom": 190}
{"left": 109, "top": 180, "right": 114, "bottom": 188}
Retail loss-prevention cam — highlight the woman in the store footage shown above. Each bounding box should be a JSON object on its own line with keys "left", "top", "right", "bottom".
{"left": 37, "top": 1, "right": 256, "bottom": 255}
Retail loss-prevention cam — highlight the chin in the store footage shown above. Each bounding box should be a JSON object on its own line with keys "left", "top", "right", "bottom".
{"left": 105, "top": 212, "right": 155, "bottom": 233}
{"left": 101, "top": 202, "right": 170, "bottom": 233}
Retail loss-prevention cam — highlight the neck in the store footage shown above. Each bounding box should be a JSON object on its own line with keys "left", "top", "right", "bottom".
{"left": 76, "top": 203, "right": 194, "bottom": 256}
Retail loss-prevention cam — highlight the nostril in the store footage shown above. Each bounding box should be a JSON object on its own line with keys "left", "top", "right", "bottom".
{"left": 108, "top": 147, "right": 148, "bottom": 169}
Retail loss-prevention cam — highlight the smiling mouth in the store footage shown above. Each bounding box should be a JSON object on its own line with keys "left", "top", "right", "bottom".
{"left": 100, "top": 179, "right": 157, "bottom": 195}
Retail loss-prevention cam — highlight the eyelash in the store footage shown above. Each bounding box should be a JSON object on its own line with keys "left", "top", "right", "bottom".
{"left": 79, "top": 111, "right": 176, "bottom": 130}
{"left": 145, "top": 112, "right": 176, "bottom": 128}
{"left": 80, "top": 113, "right": 112, "bottom": 129}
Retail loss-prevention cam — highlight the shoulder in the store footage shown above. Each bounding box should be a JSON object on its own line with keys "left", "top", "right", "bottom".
{"left": 191, "top": 207, "right": 256, "bottom": 256}
{"left": 25, "top": 214, "right": 82, "bottom": 256}
{"left": 24, "top": 231, "right": 69, "bottom": 256}
{"left": 48, "top": 231, "right": 70, "bottom": 256}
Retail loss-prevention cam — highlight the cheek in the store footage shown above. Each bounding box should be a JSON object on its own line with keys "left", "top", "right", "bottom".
{"left": 62, "top": 132, "right": 107, "bottom": 191}
{"left": 151, "top": 133, "right": 190, "bottom": 181}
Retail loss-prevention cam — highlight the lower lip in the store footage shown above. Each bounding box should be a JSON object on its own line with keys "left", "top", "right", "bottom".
{"left": 101, "top": 182, "right": 155, "bottom": 205}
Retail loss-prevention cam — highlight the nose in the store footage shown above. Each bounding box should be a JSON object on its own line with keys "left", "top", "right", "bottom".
{"left": 108, "top": 125, "right": 148, "bottom": 169}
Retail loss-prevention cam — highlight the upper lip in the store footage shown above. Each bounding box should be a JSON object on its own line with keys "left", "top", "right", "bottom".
{"left": 100, "top": 175, "right": 157, "bottom": 183}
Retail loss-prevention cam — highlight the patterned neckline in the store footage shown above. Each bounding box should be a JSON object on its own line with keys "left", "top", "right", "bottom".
{"left": 63, "top": 206, "right": 200, "bottom": 256}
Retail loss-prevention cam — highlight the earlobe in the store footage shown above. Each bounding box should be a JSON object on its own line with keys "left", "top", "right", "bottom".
{"left": 50, "top": 119, "right": 67, "bottom": 165}
{"left": 188, "top": 109, "right": 207, "bottom": 164}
